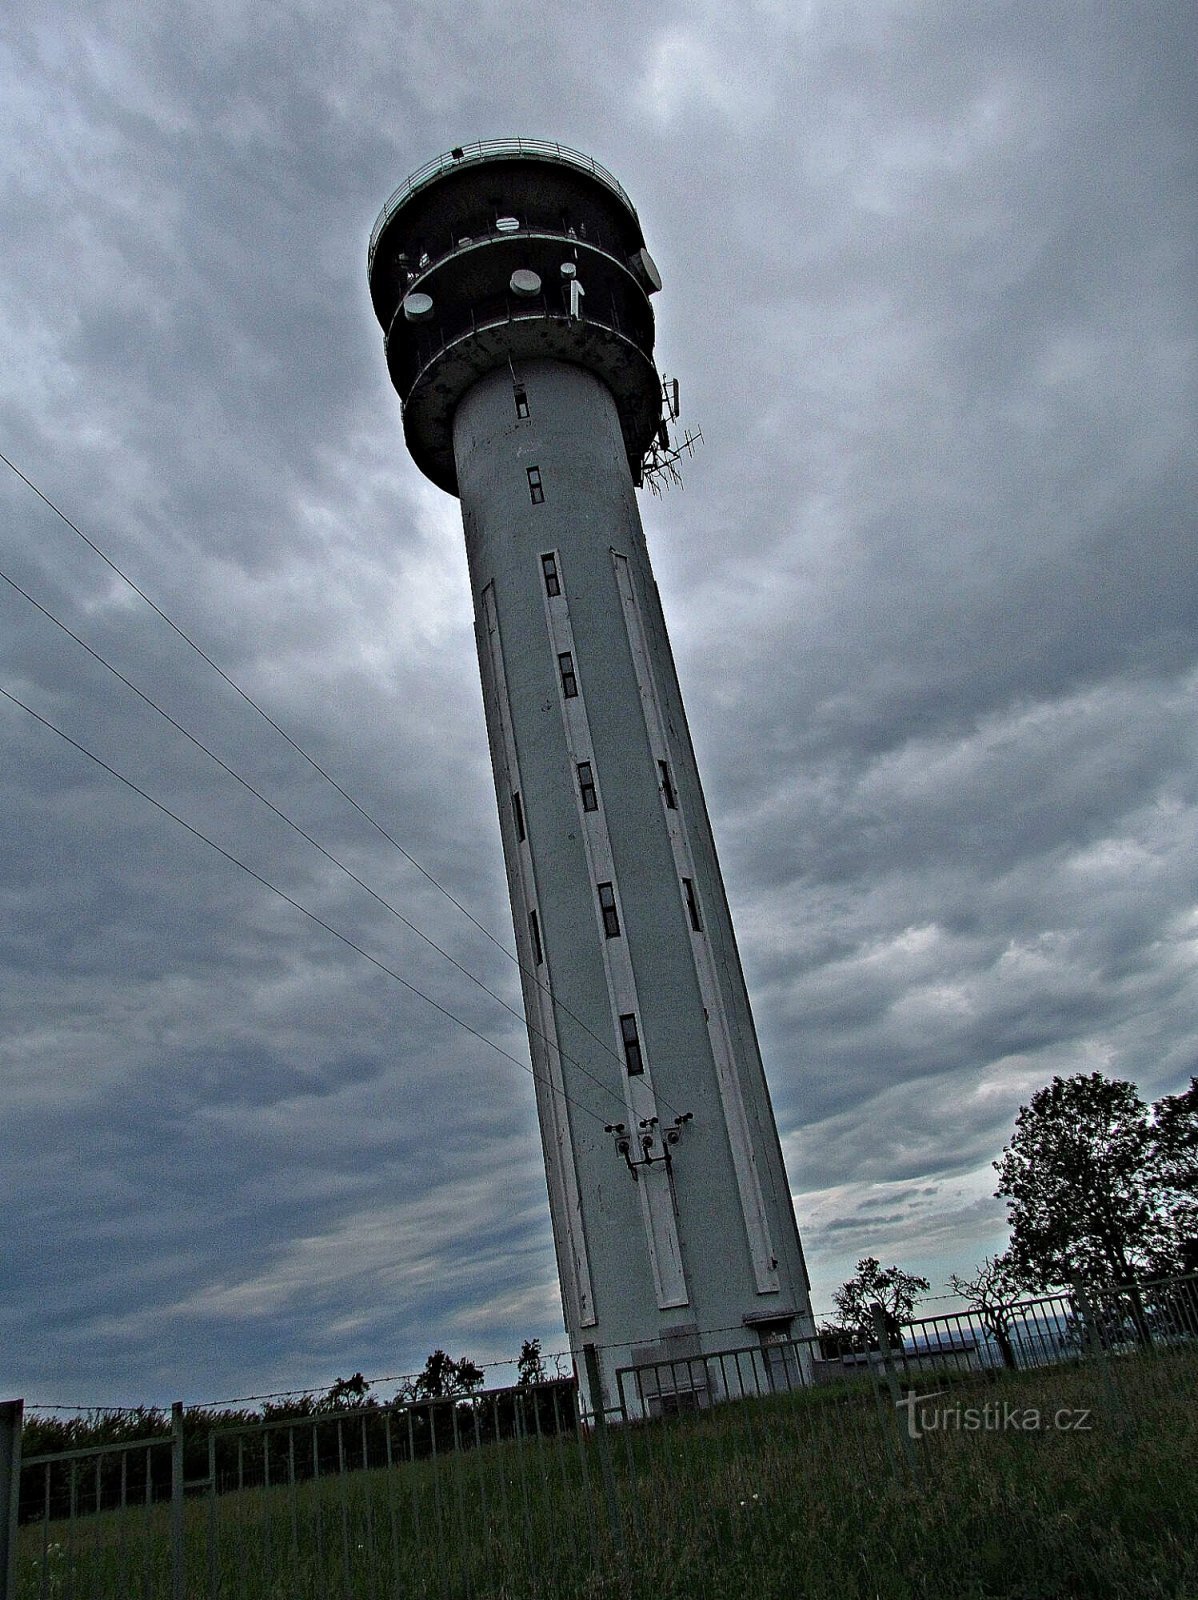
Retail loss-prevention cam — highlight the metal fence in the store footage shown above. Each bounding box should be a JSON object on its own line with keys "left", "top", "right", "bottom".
{"left": 609, "top": 1274, "right": 1198, "bottom": 1420}
{"left": 5, "top": 1402, "right": 187, "bottom": 1600}
{"left": 4, "top": 1272, "right": 1196, "bottom": 1600}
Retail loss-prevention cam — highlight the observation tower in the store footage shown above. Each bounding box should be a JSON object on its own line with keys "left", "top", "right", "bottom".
{"left": 368, "top": 140, "right": 814, "bottom": 1409}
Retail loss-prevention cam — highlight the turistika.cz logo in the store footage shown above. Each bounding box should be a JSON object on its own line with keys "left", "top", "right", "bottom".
{"left": 895, "top": 1389, "right": 1094, "bottom": 1440}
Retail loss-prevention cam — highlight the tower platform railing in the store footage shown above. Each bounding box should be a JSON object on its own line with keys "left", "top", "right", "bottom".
{"left": 385, "top": 223, "right": 629, "bottom": 299}
{"left": 387, "top": 282, "right": 641, "bottom": 357}
{"left": 369, "top": 139, "right": 636, "bottom": 267}
{"left": 392, "top": 295, "right": 658, "bottom": 489}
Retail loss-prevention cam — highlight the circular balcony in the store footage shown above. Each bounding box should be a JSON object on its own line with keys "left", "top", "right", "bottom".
{"left": 368, "top": 139, "right": 638, "bottom": 272}
{"left": 369, "top": 142, "right": 662, "bottom": 494}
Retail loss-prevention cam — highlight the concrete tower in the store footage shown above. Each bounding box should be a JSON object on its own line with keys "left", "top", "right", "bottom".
{"left": 368, "top": 140, "right": 814, "bottom": 1407}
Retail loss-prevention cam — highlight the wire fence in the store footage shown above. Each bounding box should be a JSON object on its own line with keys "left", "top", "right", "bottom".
{"left": 3, "top": 1271, "right": 1197, "bottom": 1600}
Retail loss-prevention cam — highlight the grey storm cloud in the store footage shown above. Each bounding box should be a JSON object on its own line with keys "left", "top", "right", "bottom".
{"left": 1, "top": 0, "right": 1196, "bottom": 1402}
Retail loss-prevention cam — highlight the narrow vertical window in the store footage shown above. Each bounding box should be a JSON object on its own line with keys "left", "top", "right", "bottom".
{"left": 527, "top": 466, "right": 544, "bottom": 504}
{"left": 597, "top": 882, "right": 620, "bottom": 938}
{"left": 619, "top": 1013, "right": 643, "bottom": 1075}
{"left": 658, "top": 760, "right": 678, "bottom": 809}
{"left": 512, "top": 791, "right": 526, "bottom": 842}
{"left": 577, "top": 761, "right": 598, "bottom": 813}
{"left": 514, "top": 384, "right": 530, "bottom": 419}
{"left": 541, "top": 552, "right": 561, "bottom": 597}
{"left": 683, "top": 877, "right": 703, "bottom": 932}
{"left": 528, "top": 909, "right": 544, "bottom": 965}
{"left": 558, "top": 652, "right": 578, "bottom": 698}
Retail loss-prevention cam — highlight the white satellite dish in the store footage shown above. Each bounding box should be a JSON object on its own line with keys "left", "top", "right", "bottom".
{"left": 510, "top": 269, "right": 542, "bottom": 297}
{"left": 403, "top": 292, "right": 434, "bottom": 322}
{"left": 631, "top": 248, "right": 663, "bottom": 293}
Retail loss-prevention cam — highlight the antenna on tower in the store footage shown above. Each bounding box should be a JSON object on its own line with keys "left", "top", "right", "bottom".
{"left": 640, "top": 374, "right": 702, "bottom": 494}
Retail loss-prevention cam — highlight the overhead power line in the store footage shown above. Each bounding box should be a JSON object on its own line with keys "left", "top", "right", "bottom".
{"left": 0, "top": 682, "right": 616, "bottom": 1141}
{"left": 27, "top": 1292, "right": 978, "bottom": 1412}
{"left": 0, "top": 448, "right": 647, "bottom": 1091}
{"left": 0, "top": 561, "right": 647, "bottom": 1121}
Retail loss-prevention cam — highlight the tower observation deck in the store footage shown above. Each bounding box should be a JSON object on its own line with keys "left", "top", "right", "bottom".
{"left": 368, "top": 140, "right": 662, "bottom": 495}
{"left": 368, "top": 140, "right": 814, "bottom": 1411}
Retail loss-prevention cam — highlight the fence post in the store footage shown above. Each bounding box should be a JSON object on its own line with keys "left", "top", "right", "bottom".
{"left": 581, "top": 1345, "right": 624, "bottom": 1556}
{"left": 171, "top": 1401, "right": 185, "bottom": 1600}
{"left": 871, "top": 1304, "right": 921, "bottom": 1479}
{"left": 205, "top": 1429, "right": 219, "bottom": 1600}
{"left": 1069, "top": 1274, "right": 1126, "bottom": 1435}
{"left": 0, "top": 1400, "right": 22, "bottom": 1600}
{"left": 1069, "top": 1274, "right": 1105, "bottom": 1359}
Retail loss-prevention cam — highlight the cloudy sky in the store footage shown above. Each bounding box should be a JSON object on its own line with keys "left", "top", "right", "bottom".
{"left": 1, "top": 0, "right": 1195, "bottom": 1410}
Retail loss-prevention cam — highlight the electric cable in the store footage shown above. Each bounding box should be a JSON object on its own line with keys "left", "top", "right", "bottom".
{"left": 0, "top": 449, "right": 649, "bottom": 1088}
{"left": 24, "top": 1276, "right": 1026, "bottom": 1412}
{"left": 0, "top": 682, "right": 619, "bottom": 1142}
{"left": 26, "top": 1285, "right": 1008, "bottom": 1413}
{"left": 0, "top": 563, "right": 647, "bottom": 1122}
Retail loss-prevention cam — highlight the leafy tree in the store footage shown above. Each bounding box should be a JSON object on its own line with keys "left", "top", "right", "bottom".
{"left": 1148, "top": 1076, "right": 1198, "bottom": 1270}
{"left": 830, "top": 1256, "right": 930, "bottom": 1348}
{"left": 318, "top": 1372, "right": 373, "bottom": 1411}
{"left": 948, "top": 1254, "right": 1029, "bottom": 1370}
{"left": 454, "top": 1357, "right": 485, "bottom": 1392}
{"left": 412, "top": 1349, "right": 484, "bottom": 1399}
{"left": 517, "top": 1338, "right": 546, "bottom": 1386}
{"left": 993, "top": 1073, "right": 1164, "bottom": 1287}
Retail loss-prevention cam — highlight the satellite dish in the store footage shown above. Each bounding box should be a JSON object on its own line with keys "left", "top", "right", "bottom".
{"left": 631, "top": 248, "right": 663, "bottom": 293}
{"left": 510, "top": 269, "right": 542, "bottom": 297}
{"left": 403, "top": 292, "right": 434, "bottom": 322}
{"left": 496, "top": 216, "right": 519, "bottom": 233}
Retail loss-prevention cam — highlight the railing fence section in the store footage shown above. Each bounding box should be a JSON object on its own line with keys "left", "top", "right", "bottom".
{"left": 12, "top": 1411, "right": 184, "bottom": 1600}
{"left": 368, "top": 139, "right": 636, "bottom": 265}
{"left": 4, "top": 1270, "right": 1196, "bottom": 1599}
{"left": 1, "top": 1401, "right": 21, "bottom": 1600}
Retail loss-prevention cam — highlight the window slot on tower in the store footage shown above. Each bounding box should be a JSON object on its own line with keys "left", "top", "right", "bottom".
{"left": 597, "top": 882, "right": 620, "bottom": 938}
{"left": 527, "top": 466, "right": 544, "bottom": 504}
{"left": 619, "top": 1013, "right": 643, "bottom": 1075}
{"left": 512, "top": 791, "right": 526, "bottom": 842}
{"left": 659, "top": 760, "right": 678, "bottom": 809}
{"left": 683, "top": 877, "right": 703, "bottom": 933}
{"left": 558, "top": 652, "right": 578, "bottom": 698}
{"left": 514, "top": 385, "right": 530, "bottom": 419}
{"left": 528, "top": 909, "right": 544, "bottom": 965}
{"left": 541, "top": 552, "right": 561, "bottom": 596}
{"left": 577, "top": 761, "right": 598, "bottom": 812}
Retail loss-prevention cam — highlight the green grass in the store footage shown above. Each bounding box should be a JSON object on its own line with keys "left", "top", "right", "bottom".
{"left": 16, "top": 1348, "right": 1198, "bottom": 1600}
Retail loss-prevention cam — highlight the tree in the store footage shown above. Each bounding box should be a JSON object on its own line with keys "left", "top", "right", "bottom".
{"left": 948, "top": 1254, "right": 1029, "bottom": 1370}
{"left": 412, "top": 1350, "right": 484, "bottom": 1399}
{"left": 517, "top": 1338, "right": 546, "bottom": 1386}
{"left": 318, "top": 1372, "right": 373, "bottom": 1411}
{"left": 454, "top": 1357, "right": 485, "bottom": 1393}
{"left": 993, "top": 1073, "right": 1164, "bottom": 1288}
{"left": 829, "top": 1256, "right": 929, "bottom": 1348}
{"left": 1148, "top": 1076, "right": 1198, "bottom": 1271}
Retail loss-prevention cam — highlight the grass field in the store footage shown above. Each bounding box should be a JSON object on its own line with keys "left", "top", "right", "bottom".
{"left": 16, "top": 1347, "right": 1198, "bottom": 1599}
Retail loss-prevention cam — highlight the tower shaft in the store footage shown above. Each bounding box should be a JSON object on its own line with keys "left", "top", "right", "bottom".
{"left": 458, "top": 360, "right": 812, "bottom": 1386}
